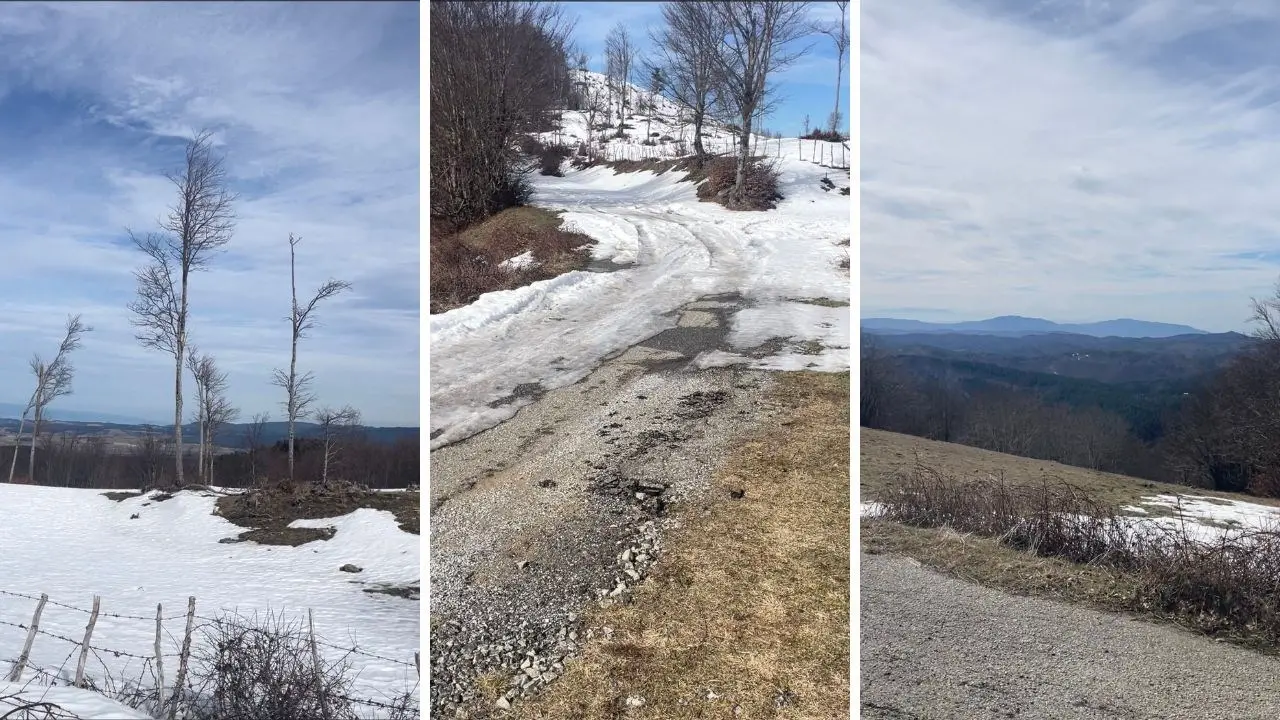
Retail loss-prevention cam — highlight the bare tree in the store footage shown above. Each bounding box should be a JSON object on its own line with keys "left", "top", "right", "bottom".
{"left": 604, "top": 22, "right": 638, "bottom": 129}
{"left": 430, "top": 1, "right": 574, "bottom": 228}
{"left": 813, "top": 0, "right": 849, "bottom": 135}
{"left": 582, "top": 79, "right": 609, "bottom": 147}
{"left": 650, "top": 2, "right": 726, "bottom": 157}
{"left": 8, "top": 315, "right": 91, "bottom": 484}
{"left": 133, "top": 426, "right": 168, "bottom": 493}
{"left": 271, "top": 234, "right": 351, "bottom": 486}
{"left": 128, "top": 130, "right": 237, "bottom": 488}
{"left": 188, "top": 349, "right": 238, "bottom": 485}
{"left": 315, "top": 405, "right": 362, "bottom": 485}
{"left": 705, "top": 1, "right": 812, "bottom": 198}
{"left": 243, "top": 412, "right": 270, "bottom": 486}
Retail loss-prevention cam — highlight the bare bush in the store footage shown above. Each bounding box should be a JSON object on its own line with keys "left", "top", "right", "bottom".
{"left": 185, "top": 611, "right": 359, "bottom": 720}
{"left": 430, "top": 1, "right": 573, "bottom": 229}
{"left": 877, "top": 464, "right": 1280, "bottom": 648}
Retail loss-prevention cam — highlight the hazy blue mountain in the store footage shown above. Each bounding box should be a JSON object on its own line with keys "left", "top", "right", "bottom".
{"left": 861, "top": 315, "right": 1208, "bottom": 338}
{"left": 0, "top": 404, "right": 154, "bottom": 425}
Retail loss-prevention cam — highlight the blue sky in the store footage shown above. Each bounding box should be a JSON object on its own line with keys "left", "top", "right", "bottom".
{"left": 567, "top": 2, "right": 851, "bottom": 137}
{"left": 0, "top": 2, "right": 419, "bottom": 426}
{"left": 862, "top": 0, "right": 1280, "bottom": 334}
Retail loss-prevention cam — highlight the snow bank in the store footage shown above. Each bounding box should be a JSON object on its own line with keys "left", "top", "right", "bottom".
{"left": 0, "top": 485, "right": 418, "bottom": 711}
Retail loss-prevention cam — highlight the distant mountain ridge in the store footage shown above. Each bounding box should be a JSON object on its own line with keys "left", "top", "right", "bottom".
{"left": 861, "top": 315, "right": 1208, "bottom": 338}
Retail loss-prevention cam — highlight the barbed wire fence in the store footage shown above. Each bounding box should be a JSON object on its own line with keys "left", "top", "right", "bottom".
{"left": 0, "top": 588, "right": 419, "bottom": 720}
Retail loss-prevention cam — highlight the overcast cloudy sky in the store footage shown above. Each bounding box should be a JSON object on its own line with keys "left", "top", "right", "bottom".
{"left": 863, "top": 0, "right": 1280, "bottom": 333}
{"left": 568, "top": 2, "right": 851, "bottom": 136}
{"left": 0, "top": 2, "right": 419, "bottom": 426}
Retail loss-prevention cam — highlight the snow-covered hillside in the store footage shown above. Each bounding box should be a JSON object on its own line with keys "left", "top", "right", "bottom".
{"left": 430, "top": 71, "right": 851, "bottom": 448}
{"left": 0, "top": 485, "right": 419, "bottom": 716}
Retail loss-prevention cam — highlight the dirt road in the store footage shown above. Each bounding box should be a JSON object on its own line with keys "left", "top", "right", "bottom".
{"left": 861, "top": 551, "right": 1280, "bottom": 719}
{"left": 430, "top": 296, "right": 788, "bottom": 718}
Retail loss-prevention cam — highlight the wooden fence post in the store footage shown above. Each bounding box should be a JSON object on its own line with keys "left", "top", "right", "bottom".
{"left": 75, "top": 595, "right": 101, "bottom": 687}
{"left": 309, "top": 609, "right": 332, "bottom": 720}
{"left": 9, "top": 593, "right": 47, "bottom": 682}
{"left": 154, "top": 603, "right": 165, "bottom": 709}
{"left": 415, "top": 652, "right": 421, "bottom": 680}
{"left": 167, "top": 596, "right": 197, "bottom": 720}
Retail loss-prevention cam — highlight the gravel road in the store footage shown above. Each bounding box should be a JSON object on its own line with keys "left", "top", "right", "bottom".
{"left": 430, "top": 296, "right": 781, "bottom": 718}
{"left": 861, "top": 552, "right": 1280, "bottom": 719}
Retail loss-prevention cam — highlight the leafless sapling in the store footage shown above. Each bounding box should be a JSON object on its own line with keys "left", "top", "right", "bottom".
{"left": 813, "top": 1, "right": 849, "bottom": 135}
{"left": 314, "top": 405, "right": 362, "bottom": 486}
{"left": 188, "top": 349, "right": 238, "bottom": 485}
{"left": 271, "top": 234, "right": 351, "bottom": 486}
{"left": 605, "top": 22, "right": 637, "bottom": 129}
{"left": 243, "top": 412, "right": 269, "bottom": 486}
{"left": 127, "top": 129, "right": 237, "bottom": 488}
{"left": 8, "top": 315, "right": 91, "bottom": 485}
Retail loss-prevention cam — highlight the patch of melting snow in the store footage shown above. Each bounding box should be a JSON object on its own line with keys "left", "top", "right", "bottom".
{"left": 1133, "top": 493, "right": 1280, "bottom": 533}
{"left": 500, "top": 250, "right": 537, "bottom": 270}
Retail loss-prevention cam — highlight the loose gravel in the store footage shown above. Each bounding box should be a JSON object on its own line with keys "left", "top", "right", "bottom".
{"left": 430, "top": 301, "right": 778, "bottom": 718}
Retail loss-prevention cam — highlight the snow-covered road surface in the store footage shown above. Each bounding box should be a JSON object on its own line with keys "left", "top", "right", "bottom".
{"left": 430, "top": 142, "right": 850, "bottom": 448}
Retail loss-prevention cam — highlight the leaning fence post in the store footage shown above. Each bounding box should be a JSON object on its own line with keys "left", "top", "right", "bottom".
{"left": 414, "top": 651, "right": 421, "bottom": 680}
{"left": 310, "top": 609, "right": 332, "bottom": 720}
{"left": 75, "top": 595, "right": 101, "bottom": 687}
{"left": 167, "top": 596, "right": 197, "bottom": 720}
{"left": 9, "top": 593, "right": 47, "bottom": 682}
{"left": 154, "top": 603, "right": 165, "bottom": 709}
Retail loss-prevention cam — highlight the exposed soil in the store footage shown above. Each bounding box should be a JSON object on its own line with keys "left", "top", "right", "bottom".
{"left": 215, "top": 485, "right": 419, "bottom": 546}
{"left": 101, "top": 491, "right": 142, "bottom": 502}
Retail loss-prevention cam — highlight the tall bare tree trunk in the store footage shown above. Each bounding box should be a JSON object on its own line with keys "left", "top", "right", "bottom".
{"left": 27, "top": 409, "right": 40, "bottom": 483}
{"left": 287, "top": 243, "right": 299, "bottom": 485}
{"left": 196, "top": 417, "right": 205, "bottom": 484}
{"left": 174, "top": 274, "right": 187, "bottom": 488}
{"left": 7, "top": 415, "right": 26, "bottom": 483}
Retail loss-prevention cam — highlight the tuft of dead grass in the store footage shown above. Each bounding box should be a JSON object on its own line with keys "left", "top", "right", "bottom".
{"left": 430, "top": 207, "right": 595, "bottom": 314}
{"left": 516, "top": 372, "right": 850, "bottom": 720}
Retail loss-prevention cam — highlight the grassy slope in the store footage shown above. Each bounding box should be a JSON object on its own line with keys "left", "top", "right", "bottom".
{"left": 860, "top": 427, "right": 1280, "bottom": 512}
{"left": 516, "top": 373, "right": 851, "bottom": 720}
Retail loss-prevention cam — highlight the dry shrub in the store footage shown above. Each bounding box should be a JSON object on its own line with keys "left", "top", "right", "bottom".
{"left": 186, "top": 611, "right": 359, "bottom": 720}
{"left": 801, "top": 129, "right": 846, "bottom": 142}
{"left": 881, "top": 464, "right": 1280, "bottom": 648}
{"left": 519, "top": 135, "right": 573, "bottom": 176}
{"left": 687, "top": 156, "right": 782, "bottom": 211}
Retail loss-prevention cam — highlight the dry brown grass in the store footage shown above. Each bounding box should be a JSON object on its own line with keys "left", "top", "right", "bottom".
{"left": 430, "top": 207, "right": 595, "bottom": 314}
{"left": 861, "top": 428, "right": 1280, "bottom": 512}
{"left": 516, "top": 372, "right": 850, "bottom": 720}
{"left": 861, "top": 519, "right": 1140, "bottom": 610}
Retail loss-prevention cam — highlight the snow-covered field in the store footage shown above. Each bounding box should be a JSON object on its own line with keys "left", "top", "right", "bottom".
{"left": 0, "top": 484, "right": 419, "bottom": 715}
{"left": 430, "top": 73, "right": 851, "bottom": 448}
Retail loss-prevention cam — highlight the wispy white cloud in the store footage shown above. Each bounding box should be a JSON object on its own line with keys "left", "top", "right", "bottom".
{"left": 862, "top": 0, "right": 1280, "bottom": 332}
{"left": 0, "top": 1, "right": 419, "bottom": 425}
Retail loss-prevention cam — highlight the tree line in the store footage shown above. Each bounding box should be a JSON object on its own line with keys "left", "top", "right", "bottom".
{"left": 3, "top": 131, "right": 399, "bottom": 491}
{"left": 863, "top": 283, "right": 1280, "bottom": 500}
{"left": 429, "top": 1, "right": 849, "bottom": 230}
